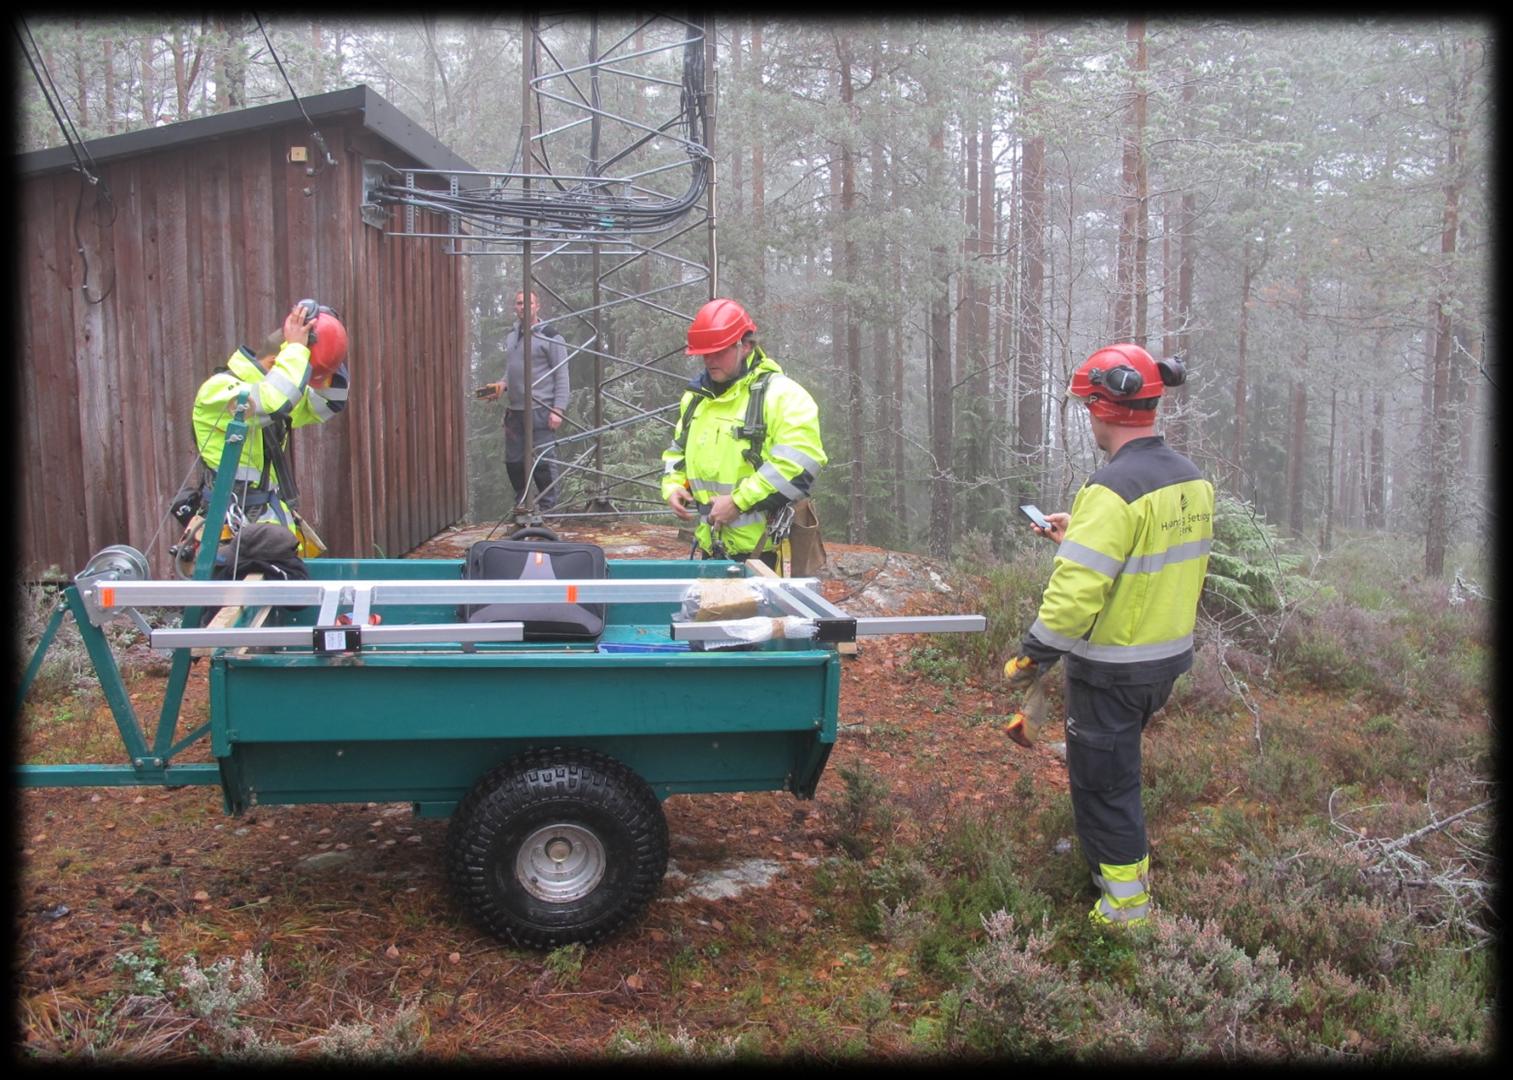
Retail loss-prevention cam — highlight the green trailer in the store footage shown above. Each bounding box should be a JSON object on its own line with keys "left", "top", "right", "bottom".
{"left": 16, "top": 400, "right": 983, "bottom": 948}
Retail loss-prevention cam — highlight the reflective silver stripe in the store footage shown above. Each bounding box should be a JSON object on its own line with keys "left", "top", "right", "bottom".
{"left": 757, "top": 461, "right": 804, "bottom": 502}
{"left": 1069, "top": 634, "right": 1194, "bottom": 663}
{"left": 690, "top": 478, "right": 735, "bottom": 495}
{"left": 1094, "top": 874, "right": 1148, "bottom": 901}
{"left": 1096, "top": 895, "right": 1150, "bottom": 922}
{"left": 233, "top": 465, "right": 261, "bottom": 482}
{"left": 663, "top": 456, "right": 684, "bottom": 475}
{"left": 306, "top": 392, "right": 339, "bottom": 422}
{"left": 696, "top": 508, "right": 765, "bottom": 530}
{"left": 1122, "top": 538, "right": 1212, "bottom": 575}
{"left": 1055, "top": 540, "right": 1124, "bottom": 578}
{"left": 1029, "top": 618, "right": 1084, "bottom": 653}
{"left": 769, "top": 444, "right": 822, "bottom": 474}
{"left": 260, "top": 368, "right": 300, "bottom": 405}
{"left": 317, "top": 384, "right": 348, "bottom": 403}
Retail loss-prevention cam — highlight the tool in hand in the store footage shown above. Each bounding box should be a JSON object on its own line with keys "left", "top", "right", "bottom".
{"left": 1002, "top": 654, "right": 1045, "bottom": 748}
{"left": 1003, "top": 672, "right": 1047, "bottom": 748}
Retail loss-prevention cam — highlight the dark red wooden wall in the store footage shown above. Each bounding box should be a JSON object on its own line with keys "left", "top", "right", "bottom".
{"left": 18, "top": 109, "right": 468, "bottom": 578}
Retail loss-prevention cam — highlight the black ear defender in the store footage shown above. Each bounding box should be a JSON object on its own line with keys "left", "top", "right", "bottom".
{"left": 294, "top": 298, "right": 335, "bottom": 348}
{"left": 1157, "top": 354, "right": 1186, "bottom": 387}
{"left": 1089, "top": 364, "right": 1144, "bottom": 397}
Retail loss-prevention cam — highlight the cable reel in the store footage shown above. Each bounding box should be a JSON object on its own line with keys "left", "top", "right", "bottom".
{"left": 75, "top": 544, "right": 150, "bottom": 629}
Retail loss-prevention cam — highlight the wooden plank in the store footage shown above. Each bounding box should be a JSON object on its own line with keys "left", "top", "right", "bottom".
{"left": 18, "top": 178, "right": 72, "bottom": 576}
{"left": 197, "top": 141, "right": 235, "bottom": 364}
{"left": 135, "top": 155, "right": 171, "bottom": 574}
{"left": 183, "top": 144, "right": 207, "bottom": 386}
{"left": 116, "top": 159, "right": 153, "bottom": 564}
{"left": 155, "top": 151, "right": 197, "bottom": 580}
{"left": 193, "top": 572, "right": 265, "bottom": 657}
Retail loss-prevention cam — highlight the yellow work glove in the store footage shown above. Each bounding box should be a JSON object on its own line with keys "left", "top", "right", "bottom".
{"left": 1003, "top": 654, "right": 1040, "bottom": 689}
{"left": 1004, "top": 671, "right": 1048, "bottom": 749}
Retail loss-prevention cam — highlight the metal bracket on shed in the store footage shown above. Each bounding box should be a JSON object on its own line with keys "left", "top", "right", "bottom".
{"left": 361, "top": 159, "right": 394, "bottom": 229}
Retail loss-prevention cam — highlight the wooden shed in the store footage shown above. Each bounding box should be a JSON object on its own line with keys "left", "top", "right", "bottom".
{"left": 16, "top": 85, "right": 473, "bottom": 580}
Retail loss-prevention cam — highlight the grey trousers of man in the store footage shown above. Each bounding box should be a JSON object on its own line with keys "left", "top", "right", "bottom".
{"left": 503, "top": 406, "right": 562, "bottom": 510}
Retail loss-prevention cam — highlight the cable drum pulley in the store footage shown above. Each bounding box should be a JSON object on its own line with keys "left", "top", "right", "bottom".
{"left": 74, "top": 544, "right": 149, "bottom": 627}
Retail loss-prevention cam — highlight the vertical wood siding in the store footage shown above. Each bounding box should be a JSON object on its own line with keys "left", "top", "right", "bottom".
{"left": 18, "top": 116, "right": 467, "bottom": 579}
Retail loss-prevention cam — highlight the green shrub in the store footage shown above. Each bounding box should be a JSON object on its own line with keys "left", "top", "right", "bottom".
{"left": 1276, "top": 601, "right": 1417, "bottom": 709}
{"left": 932, "top": 545, "right": 1055, "bottom": 680}
{"left": 1203, "top": 495, "right": 1307, "bottom": 619}
{"left": 832, "top": 763, "right": 893, "bottom": 858}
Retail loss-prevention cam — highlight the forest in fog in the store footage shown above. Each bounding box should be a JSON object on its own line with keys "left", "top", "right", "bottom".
{"left": 16, "top": 17, "right": 1492, "bottom": 571}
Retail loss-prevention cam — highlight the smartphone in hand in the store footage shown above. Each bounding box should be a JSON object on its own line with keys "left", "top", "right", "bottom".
{"left": 1019, "top": 504, "right": 1052, "bottom": 531}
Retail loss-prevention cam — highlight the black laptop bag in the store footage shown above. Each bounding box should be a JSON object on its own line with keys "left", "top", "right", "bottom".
{"left": 460, "top": 538, "right": 607, "bottom": 641}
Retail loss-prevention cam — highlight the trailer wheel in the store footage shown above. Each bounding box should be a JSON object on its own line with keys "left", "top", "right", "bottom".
{"left": 447, "top": 748, "right": 668, "bottom": 949}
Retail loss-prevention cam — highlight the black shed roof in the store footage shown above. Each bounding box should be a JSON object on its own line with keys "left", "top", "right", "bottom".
{"left": 16, "top": 84, "right": 476, "bottom": 178}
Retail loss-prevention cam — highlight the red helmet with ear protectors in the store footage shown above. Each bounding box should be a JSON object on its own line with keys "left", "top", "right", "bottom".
{"left": 1069, "top": 343, "right": 1181, "bottom": 426}
{"left": 295, "top": 299, "right": 349, "bottom": 376}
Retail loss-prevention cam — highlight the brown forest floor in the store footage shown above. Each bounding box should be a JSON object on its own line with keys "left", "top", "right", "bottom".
{"left": 12, "top": 520, "right": 1377, "bottom": 1061}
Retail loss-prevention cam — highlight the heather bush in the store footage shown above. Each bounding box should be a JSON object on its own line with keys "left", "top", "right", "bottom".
{"left": 1183, "top": 833, "right": 1415, "bottom": 981}
{"left": 955, "top": 911, "right": 1294, "bottom": 1061}
{"left": 1275, "top": 600, "right": 1417, "bottom": 709}
{"left": 1163, "top": 640, "right": 1248, "bottom": 720}
{"left": 953, "top": 912, "right": 1089, "bottom": 1057}
{"left": 1118, "top": 914, "right": 1293, "bottom": 1060}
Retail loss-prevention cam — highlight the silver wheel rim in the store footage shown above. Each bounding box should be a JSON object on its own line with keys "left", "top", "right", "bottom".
{"left": 515, "top": 823, "right": 606, "bottom": 903}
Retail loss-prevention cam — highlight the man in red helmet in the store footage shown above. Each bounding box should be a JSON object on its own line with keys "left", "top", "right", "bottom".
{"left": 1003, "top": 343, "right": 1213, "bottom": 928}
{"left": 177, "top": 301, "right": 351, "bottom": 580}
{"left": 661, "top": 298, "right": 826, "bottom": 567}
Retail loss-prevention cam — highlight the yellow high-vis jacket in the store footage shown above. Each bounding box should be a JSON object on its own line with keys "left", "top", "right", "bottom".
{"left": 660, "top": 347, "right": 826, "bottom": 557}
{"left": 192, "top": 342, "right": 349, "bottom": 531}
{"left": 1022, "top": 435, "right": 1213, "bottom": 685}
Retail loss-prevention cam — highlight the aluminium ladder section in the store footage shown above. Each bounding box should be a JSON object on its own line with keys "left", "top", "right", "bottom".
{"left": 91, "top": 577, "right": 986, "bottom": 651}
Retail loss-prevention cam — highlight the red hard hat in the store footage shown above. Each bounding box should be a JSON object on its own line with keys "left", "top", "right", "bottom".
{"left": 686, "top": 298, "right": 756, "bottom": 355}
{"left": 308, "top": 309, "right": 348, "bottom": 377}
{"left": 1070, "top": 343, "right": 1162, "bottom": 426}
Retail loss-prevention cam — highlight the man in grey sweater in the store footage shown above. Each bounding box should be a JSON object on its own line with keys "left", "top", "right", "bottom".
{"left": 480, "top": 291, "right": 571, "bottom": 510}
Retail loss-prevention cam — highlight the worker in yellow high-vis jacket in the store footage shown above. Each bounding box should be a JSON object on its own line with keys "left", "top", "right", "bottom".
{"left": 179, "top": 301, "right": 350, "bottom": 581}
{"left": 1005, "top": 343, "right": 1213, "bottom": 928}
{"left": 661, "top": 298, "right": 826, "bottom": 569}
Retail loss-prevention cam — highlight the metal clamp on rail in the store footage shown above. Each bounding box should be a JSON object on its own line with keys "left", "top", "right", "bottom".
{"left": 812, "top": 617, "right": 857, "bottom": 643}
{"left": 313, "top": 626, "right": 363, "bottom": 655}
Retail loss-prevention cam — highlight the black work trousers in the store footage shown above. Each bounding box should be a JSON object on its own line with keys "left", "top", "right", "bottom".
{"left": 1063, "top": 674, "right": 1176, "bottom": 872}
{"left": 503, "top": 407, "right": 562, "bottom": 510}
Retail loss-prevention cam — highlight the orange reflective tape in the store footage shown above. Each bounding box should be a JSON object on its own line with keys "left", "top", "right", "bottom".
{"left": 566, "top": 585, "right": 578, "bottom": 603}
{"left": 101, "top": 586, "right": 115, "bottom": 607}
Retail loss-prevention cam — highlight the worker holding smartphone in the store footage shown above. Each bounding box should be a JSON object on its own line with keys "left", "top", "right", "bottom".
{"left": 1002, "top": 343, "right": 1213, "bottom": 931}
{"left": 1019, "top": 503, "right": 1069, "bottom": 544}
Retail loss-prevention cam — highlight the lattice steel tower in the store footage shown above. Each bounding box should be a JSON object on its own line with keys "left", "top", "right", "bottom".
{"left": 362, "top": 14, "right": 718, "bottom": 525}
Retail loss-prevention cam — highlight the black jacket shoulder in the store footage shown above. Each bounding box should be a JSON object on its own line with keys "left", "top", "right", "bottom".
{"left": 1087, "top": 436, "right": 1203, "bottom": 504}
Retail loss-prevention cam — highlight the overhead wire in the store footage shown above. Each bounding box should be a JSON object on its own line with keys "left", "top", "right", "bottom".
{"left": 16, "top": 16, "right": 117, "bottom": 303}
{"left": 254, "top": 13, "right": 337, "bottom": 186}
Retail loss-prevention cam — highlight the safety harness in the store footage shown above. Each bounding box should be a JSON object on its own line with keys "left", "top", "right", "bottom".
{"left": 677, "top": 372, "right": 794, "bottom": 563}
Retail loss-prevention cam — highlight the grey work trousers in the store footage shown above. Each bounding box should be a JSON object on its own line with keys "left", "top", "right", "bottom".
{"left": 1063, "top": 674, "right": 1176, "bottom": 872}
{"left": 503, "top": 406, "right": 562, "bottom": 510}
